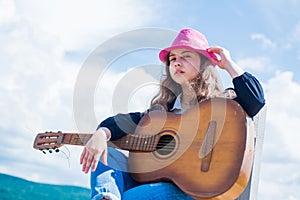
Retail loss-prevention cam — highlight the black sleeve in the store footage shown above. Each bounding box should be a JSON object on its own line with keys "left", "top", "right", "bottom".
{"left": 233, "top": 72, "right": 265, "bottom": 118}
{"left": 97, "top": 112, "right": 144, "bottom": 141}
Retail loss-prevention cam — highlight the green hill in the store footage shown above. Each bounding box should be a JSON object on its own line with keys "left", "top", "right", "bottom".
{"left": 0, "top": 173, "right": 90, "bottom": 200}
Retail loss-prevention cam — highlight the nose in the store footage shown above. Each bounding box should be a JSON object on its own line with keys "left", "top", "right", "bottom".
{"left": 173, "top": 57, "right": 182, "bottom": 68}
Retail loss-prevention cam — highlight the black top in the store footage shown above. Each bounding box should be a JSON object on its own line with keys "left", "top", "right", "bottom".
{"left": 98, "top": 72, "right": 265, "bottom": 141}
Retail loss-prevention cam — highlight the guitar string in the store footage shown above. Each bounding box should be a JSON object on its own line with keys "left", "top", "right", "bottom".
{"left": 113, "top": 138, "right": 177, "bottom": 151}
{"left": 63, "top": 134, "right": 178, "bottom": 150}
{"left": 62, "top": 135, "right": 179, "bottom": 151}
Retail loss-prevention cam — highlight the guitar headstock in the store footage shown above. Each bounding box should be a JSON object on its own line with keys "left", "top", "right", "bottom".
{"left": 33, "top": 131, "right": 64, "bottom": 154}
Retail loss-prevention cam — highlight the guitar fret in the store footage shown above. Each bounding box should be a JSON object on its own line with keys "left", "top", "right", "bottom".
{"left": 137, "top": 135, "right": 142, "bottom": 150}
{"left": 130, "top": 134, "right": 135, "bottom": 150}
{"left": 140, "top": 136, "right": 145, "bottom": 151}
{"left": 111, "top": 134, "right": 156, "bottom": 152}
{"left": 63, "top": 133, "right": 92, "bottom": 146}
{"left": 126, "top": 135, "right": 131, "bottom": 150}
{"left": 137, "top": 135, "right": 141, "bottom": 150}
{"left": 83, "top": 134, "right": 92, "bottom": 144}
{"left": 72, "top": 134, "right": 83, "bottom": 145}
{"left": 148, "top": 135, "right": 152, "bottom": 151}
{"left": 63, "top": 134, "right": 75, "bottom": 145}
{"left": 150, "top": 135, "right": 155, "bottom": 151}
{"left": 143, "top": 136, "right": 147, "bottom": 151}
{"left": 134, "top": 134, "right": 138, "bottom": 150}
{"left": 133, "top": 135, "right": 137, "bottom": 150}
{"left": 146, "top": 136, "right": 151, "bottom": 151}
{"left": 147, "top": 136, "right": 152, "bottom": 151}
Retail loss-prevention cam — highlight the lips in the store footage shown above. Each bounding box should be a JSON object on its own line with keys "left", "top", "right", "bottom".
{"left": 175, "top": 69, "right": 185, "bottom": 74}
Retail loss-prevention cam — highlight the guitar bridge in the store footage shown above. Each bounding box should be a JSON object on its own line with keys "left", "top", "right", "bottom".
{"left": 200, "top": 120, "right": 217, "bottom": 172}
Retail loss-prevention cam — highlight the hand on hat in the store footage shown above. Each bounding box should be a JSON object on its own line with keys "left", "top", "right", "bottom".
{"left": 208, "top": 46, "right": 244, "bottom": 79}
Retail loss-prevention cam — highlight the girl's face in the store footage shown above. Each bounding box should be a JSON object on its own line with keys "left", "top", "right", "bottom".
{"left": 168, "top": 48, "right": 201, "bottom": 85}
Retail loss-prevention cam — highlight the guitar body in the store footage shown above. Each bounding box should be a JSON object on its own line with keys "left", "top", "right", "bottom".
{"left": 127, "top": 98, "right": 254, "bottom": 199}
{"left": 33, "top": 98, "right": 254, "bottom": 200}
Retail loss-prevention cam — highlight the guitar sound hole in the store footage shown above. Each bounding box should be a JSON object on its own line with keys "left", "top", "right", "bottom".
{"left": 156, "top": 135, "right": 176, "bottom": 155}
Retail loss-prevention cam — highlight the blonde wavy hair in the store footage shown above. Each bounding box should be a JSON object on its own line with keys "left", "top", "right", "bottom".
{"left": 150, "top": 53, "right": 223, "bottom": 110}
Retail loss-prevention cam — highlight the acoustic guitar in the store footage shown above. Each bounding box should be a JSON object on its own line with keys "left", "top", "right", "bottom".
{"left": 33, "top": 98, "right": 255, "bottom": 200}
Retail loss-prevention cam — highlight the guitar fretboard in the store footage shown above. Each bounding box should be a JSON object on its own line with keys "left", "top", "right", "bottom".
{"left": 60, "top": 133, "right": 159, "bottom": 152}
{"left": 62, "top": 133, "right": 92, "bottom": 146}
{"left": 111, "top": 134, "right": 159, "bottom": 152}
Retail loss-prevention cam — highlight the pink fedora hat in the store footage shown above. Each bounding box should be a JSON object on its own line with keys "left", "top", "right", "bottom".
{"left": 159, "top": 28, "right": 217, "bottom": 65}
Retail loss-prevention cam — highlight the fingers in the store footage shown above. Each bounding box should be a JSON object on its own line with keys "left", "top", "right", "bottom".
{"left": 207, "top": 46, "right": 222, "bottom": 54}
{"left": 208, "top": 46, "right": 232, "bottom": 68}
{"left": 90, "top": 157, "right": 99, "bottom": 173}
{"left": 207, "top": 46, "right": 224, "bottom": 59}
{"left": 90, "top": 150, "right": 105, "bottom": 172}
{"left": 208, "top": 55, "right": 220, "bottom": 66}
{"left": 79, "top": 129, "right": 109, "bottom": 174}
{"left": 80, "top": 148, "right": 99, "bottom": 174}
{"left": 79, "top": 148, "right": 86, "bottom": 164}
{"left": 81, "top": 148, "right": 92, "bottom": 173}
{"left": 90, "top": 150, "right": 107, "bottom": 172}
{"left": 207, "top": 47, "right": 222, "bottom": 64}
{"left": 208, "top": 46, "right": 228, "bottom": 53}
{"left": 101, "top": 148, "right": 108, "bottom": 166}
{"left": 208, "top": 46, "right": 231, "bottom": 59}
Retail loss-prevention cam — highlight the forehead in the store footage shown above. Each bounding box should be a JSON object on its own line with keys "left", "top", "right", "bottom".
{"left": 169, "top": 48, "right": 197, "bottom": 56}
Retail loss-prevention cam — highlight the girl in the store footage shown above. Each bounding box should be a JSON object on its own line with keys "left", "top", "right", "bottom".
{"left": 80, "top": 28, "right": 265, "bottom": 200}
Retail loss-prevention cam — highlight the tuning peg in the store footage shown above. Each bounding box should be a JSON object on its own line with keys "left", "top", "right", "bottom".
{"left": 39, "top": 147, "right": 60, "bottom": 154}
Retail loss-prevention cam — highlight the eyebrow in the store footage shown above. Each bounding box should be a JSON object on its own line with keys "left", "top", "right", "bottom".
{"left": 169, "top": 50, "right": 194, "bottom": 57}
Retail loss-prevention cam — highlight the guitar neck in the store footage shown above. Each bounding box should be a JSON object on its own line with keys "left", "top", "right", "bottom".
{"left": 61, "top": 133, "right": 158, "bottom": 152}
{"left": 111, "top": 134, "right": 158, "bottom": 152}
{"left": 61, "top": 133, "right": 92, "bottom": 146}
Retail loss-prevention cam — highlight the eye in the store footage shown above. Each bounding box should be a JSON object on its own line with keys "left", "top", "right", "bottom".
{"left": 182, "top": 54, "right": 191, "bottom": 58}
{"left": 169, "top": 57, "right": 176, "bottom": 62}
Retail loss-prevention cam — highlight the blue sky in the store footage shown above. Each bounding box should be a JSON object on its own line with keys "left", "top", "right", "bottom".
{"left": 1, "top": 0, "right": 300, "bottom": 199}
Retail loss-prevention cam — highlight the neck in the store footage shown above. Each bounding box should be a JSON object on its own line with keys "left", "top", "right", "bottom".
{"left": 181, "top": 83, "right": 197, "bottom": 109}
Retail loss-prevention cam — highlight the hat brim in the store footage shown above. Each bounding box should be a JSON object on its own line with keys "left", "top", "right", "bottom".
{"left": 159, "top": 45, "right": 217, "bottom": 66}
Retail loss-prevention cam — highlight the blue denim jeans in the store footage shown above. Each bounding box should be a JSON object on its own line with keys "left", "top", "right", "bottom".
{"left": 91, "top": 147, "right": 194, "bottom": 200}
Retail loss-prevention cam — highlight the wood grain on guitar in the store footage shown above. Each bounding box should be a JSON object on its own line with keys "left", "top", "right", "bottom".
{"left": 33, "top": 98, "right": 255, "bottom": 200}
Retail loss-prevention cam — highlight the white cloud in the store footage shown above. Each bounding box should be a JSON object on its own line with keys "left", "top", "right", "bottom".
{"left": 251, "top": 33, "right": 277, "bottom": 49}
{"left": 292, "top": 22, "right": 300, "bottom": 42}
{"left": 237, "top": 56, "right": 272, "bottom": 73}
{"left": 291, "top": 22, "right": 300, "bottom": 60}
{"left": 13, "top": 0, "right": 155, "bottom": 51}
{"left": 264, "top": 71, "right": 300, "bottom": 159}
{"left": 259, "top": 162, "right": 300, "bottom": 199}
{"left": 0, "top": 0, "right": 158, "bottom": 189}
{"left": 259, "top": 70, "right": 300, "bottom": 199}
{"left": 0, "top": 21, "right": 72, "bottom": 132}
{"left": 0, "top": 0, "right": 15, "bottom": 23}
